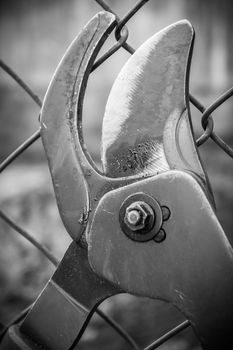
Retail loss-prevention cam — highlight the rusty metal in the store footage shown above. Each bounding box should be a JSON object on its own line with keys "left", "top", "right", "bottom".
{"left": 92, "top": 26, "right": 129, "bottom": 71}
{"left": 0, "top": 1, "right": 233, "bottom": 350}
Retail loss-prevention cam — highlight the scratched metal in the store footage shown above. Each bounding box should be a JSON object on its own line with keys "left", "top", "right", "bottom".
{"left": 89, "top": 170, "right": 233, "bottom": 349}
{"left": 101, "top": 20, "right": 207, "bottom": 186}
{"left": 40, "top": 12, "right": 117, "bottom": 242}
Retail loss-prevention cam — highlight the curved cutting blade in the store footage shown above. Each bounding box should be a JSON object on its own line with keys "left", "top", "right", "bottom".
{"left": 101, "top": 20, "right": 207, "bottom": 184}
{"left": 40, "top": 12, "right": 117, "bottom": 241}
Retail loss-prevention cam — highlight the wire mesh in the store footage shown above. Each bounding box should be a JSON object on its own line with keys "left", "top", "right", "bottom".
{"left": 0, "top": 0, "right": 233, "bottom": 349}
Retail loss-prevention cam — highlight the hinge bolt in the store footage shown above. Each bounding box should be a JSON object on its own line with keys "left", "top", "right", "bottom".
{"left": 126, "top": 209, "right": 142, "bottom": 226}
{"left": 124, "top": 201, "right": 155, "bottom": 233}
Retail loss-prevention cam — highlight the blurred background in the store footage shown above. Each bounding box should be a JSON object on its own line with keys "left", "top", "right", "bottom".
{"left": 0, "top": 0, "right": 233, "bottom": 349}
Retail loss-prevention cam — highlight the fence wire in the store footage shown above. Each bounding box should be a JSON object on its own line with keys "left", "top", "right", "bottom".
{"left": 0, "top": 0, "right": 233, "bottom": 349}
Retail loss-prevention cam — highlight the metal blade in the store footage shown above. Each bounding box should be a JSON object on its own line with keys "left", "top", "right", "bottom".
{"left": 40, "top": 12, "right": 117, "bottom": 241}
{"left": 101, "top": 20, "right": 206, "bottom": 183}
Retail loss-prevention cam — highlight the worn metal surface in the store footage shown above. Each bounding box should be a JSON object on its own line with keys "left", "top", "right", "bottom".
{"left": 20, "top": 243, "right": 120, "bottom": 350}
{"left": 86, "top": 19, "right": 233, "bottom": 348}
{"left": 101, "top": 21, "right": 207, "bottom": 183}
{"left": 89, "top": 171, "right": 233, "bottom": 349}
{"left": 40, "top": 11, "right": 119, "bottom": 242}
{"left": 123, "top": 200, "right": 155, "bottom": 232}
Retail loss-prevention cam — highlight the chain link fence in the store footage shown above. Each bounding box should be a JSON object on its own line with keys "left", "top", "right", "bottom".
{"left": 0, "top": 0, "right": 232, "bottom": 349}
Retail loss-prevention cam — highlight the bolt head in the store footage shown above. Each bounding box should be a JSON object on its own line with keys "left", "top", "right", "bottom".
{"left": 126, "top": 209, "right": 141, "bottom": 226}
{"left": 124, "top": 201, "right": 154, "bottom": 232}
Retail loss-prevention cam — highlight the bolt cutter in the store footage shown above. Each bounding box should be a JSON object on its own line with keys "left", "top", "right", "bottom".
{"left": 1, "top": 11, "right": 233, "bottom": 350}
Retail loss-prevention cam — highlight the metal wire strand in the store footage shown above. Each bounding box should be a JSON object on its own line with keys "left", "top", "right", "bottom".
{"left": 95, "top": 0, "right": 117, "bottom": 14}
{"left": 0, "top": 209, "right": 59, "bottom": 266}
{"left": 115, "top": 0, "right": 150, "bottom": 42}
{"left": 190, "top": 92, "right": 233, "bottom": 156}
{"left": 210, "top": 132, "right": 233, "bottom": 158}
{"left": 201, "top": 86, "right": 233, "bottom": 129}
{"left": 95, "top": 309, "right": 139, "bottom": 350}
{"left": 92, "top": 26, "right": 129, "bottom": 71}
{"left": 143, "top": 320, "right": 191, "bottom": 350}
{"left": 95, "top": 0, "right": 135, "bottom": 54}
{"left": 196, "top": 116, "right": 214, "bottom": 146}
{"left": 0, "top": 129, "right": 41, "bottom": 173}
{"left": 0, "top": 59, "right": 42, "bottom": 108}
{"left": 190, "top": 93, "right": 205, "bottom": 113}
{"left": 201, "top": 87, "right": 233, "bottom": 157}
{"left": 190, "top": 93, "right": 218, "bottom": 146}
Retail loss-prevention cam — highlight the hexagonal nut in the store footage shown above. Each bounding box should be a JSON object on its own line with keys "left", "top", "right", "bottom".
{"left": 124, "top": 201, "right": 154, "bottom": 232}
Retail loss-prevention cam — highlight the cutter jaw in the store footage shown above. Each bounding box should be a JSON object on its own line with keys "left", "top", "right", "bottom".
{"left": 100, "top": 20, "right": 215, "bottom": 205}
{"left": 101, "top": 20, "right": 205, "bottom": 179}
{"left": 40, "top": 12, "right": 118, "bottom": 242}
